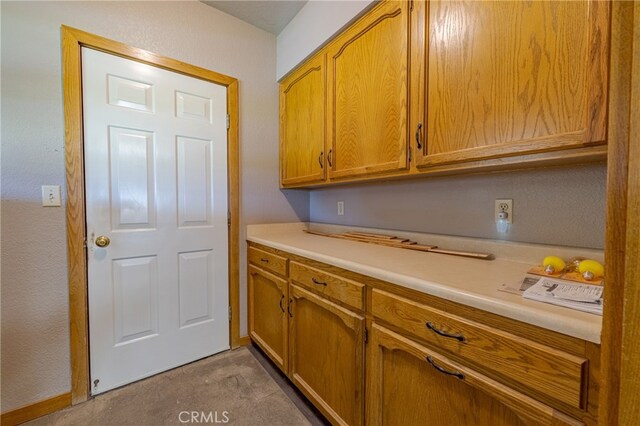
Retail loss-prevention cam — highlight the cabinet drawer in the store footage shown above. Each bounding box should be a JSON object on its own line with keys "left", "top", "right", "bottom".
{"left": 248, "top": 247, "right": 287, "bottom": 277}
{"left": 371, "top": 289, "right": 588, "bottom": 410}
{"left": 290, "top": 261, "right": 364, "bottom": 310}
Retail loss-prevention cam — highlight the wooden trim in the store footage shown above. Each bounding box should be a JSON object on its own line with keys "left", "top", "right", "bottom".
{"left": 1, "top": 393, "right": 71, "bottom": 426}
{"left": 227, "top": 79, "right": 242, "bottom": 349}
{"left": 417, "top": 132, "right": 592, "bottom": 167}
{"left": 62, "top": 26, "right": 241, "bottom": 404}
{"left": 237, "top": 336, "right": 251, "bottom": 346}
{"left": 600, "top": 2, "right": 640, "bottom": 425}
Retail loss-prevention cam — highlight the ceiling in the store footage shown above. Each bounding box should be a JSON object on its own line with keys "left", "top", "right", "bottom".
{"left": 201, "top": 0, "right": 309, "bottom": 35}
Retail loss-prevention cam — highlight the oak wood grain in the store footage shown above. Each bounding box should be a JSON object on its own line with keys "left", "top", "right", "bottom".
{"left": 1, "top": 393, "right": 72, "bottom": 426}
{"left": 599, "top": 2, "right": 640, "bottom": 424}
{"left": 248, "top": 241, "right": 587, "bottom": 356}
{"left": 290, "top": 261, "right": 365, "bottom": 311}
{"left": 367, "top": 324, "right": 582, "bottom": 426}
{"left": 248, "top": 246, "right": 288, "bottom": 277}
{"left": 326, "top": 0, "right": 409, "bottom": 180}
{"left": 280, "top": 53, "right": 326, "bottom": 187}
{"left": 248, "top": 241, "right": 600, "bottom": 422}
{"left": 372, "top": 289, "right": 587, "bottom": 410}
{"left": 419, "top": 1, "right": 609, "bottom": 166}
{"left": 289, "top": 284, "right": 365, "bottom": 426}
{"left": 248, "top": 266, "right": 288, "bottom": 372}
{"left": 227, "top": 79, "right": 242, "bottom": 349}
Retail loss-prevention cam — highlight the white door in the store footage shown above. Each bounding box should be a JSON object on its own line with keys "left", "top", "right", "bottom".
{"left": 82, "top": 47, "right": 229, "bottom": 395}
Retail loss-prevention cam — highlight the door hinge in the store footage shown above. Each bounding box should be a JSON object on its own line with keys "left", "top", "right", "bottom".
{"left": 228, "top": 306, "right": 232, "bottom": 322}
{"left": 227, "top": 210, "right": 231, "bottom": 227}
{"left": 364, "top": 327, "right": 369, "bottom": 344}
{"left": 408, "top": 146, "right": 412, "bottom": 163}
{"left": 226, "top": 114, "right": 230, "bottom": 130}
{"left": 410, "top": 0, "right": 414, "bottom": 12}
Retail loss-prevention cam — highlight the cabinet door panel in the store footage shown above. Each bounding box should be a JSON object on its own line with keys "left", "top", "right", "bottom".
{"left": 327, "top": 0, "right": 409, "bottom": 179}
{"left": 280, "top": 54, "right": 326, "bottom": 186}
{"left": 248, "top": 266, "right": 288, "bottom": 372}
{"left": 289, "top": 284, "right": 365, "bottom": 426}
{"left": 367, "top": 324, "right": 582, "bottom": 426}
{"left": 418, "top": 0, "right": 609, "bottom": 167}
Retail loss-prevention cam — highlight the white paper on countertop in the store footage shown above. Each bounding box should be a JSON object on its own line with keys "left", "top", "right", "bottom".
{"left": 523, "top": 278, "right": 603, "bottom": 315}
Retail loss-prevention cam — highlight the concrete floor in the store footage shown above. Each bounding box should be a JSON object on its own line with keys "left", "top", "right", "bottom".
{"left": 27, "top": 346, "right": 326, "bottom": 426}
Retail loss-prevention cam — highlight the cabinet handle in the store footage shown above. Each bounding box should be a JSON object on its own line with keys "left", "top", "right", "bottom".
{"left": 279, "top": 294, "right": 285, "bottom": 313}
{"left": 426, "top": 356, "right": 465, "bottom": 380}
{"left": 288, "top": 298, "right": 293, "bottom": 318}
{"left": 312, "top": 277, "right": 327, "bottom": 286}
{"left": 426, "top": 321, "right": 465, "bottom": 342}
{"left": 318, "top": 152, "right": 324, "bottom": 169}
{"left": 260, "top": 258, "right": 269, "bottom": 263}
{"left": 415, "top": 123, "right": 423, "bottom": 150}
{"left": 327, "top": 149, "right": 333, "bottom": 168}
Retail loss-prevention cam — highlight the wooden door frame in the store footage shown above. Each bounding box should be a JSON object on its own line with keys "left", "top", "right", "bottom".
{"left": 599, "top": 2, "right": 640, "bottom": 425}
{"left": 62, "top": 26, "right": 242, "bottom": 404}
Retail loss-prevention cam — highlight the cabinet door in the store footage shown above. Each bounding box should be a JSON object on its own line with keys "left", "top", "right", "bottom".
{"left": 289, "top": 284, "right": 365, "bottom": 425}
{"left": 416, "top": 0, "right": 609, "bottom": 167}
{"left": 248, "top": 266, "right": 288, "bottom": 372}
{"left": 280, "top": 53, "right": 326, "bottom": 187}
{"left": 326, "top": 0, "right": 409, "bottom": 180}
{"left": 367, "top": 324, "right": 582, "bottom": 426}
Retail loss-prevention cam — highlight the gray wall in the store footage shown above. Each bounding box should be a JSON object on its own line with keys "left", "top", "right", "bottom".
{"left": 1, "top": 1, "right": 308, "bottom": 413}
{"left": 310, "top": 164, "right": 606, "bottom": 249}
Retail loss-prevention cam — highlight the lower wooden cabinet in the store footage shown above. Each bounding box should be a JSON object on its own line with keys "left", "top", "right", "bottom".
{"left": 289, "top": 284, "right": 365, "bottom": 426}
{"left": 247, "top": 243, "right": 598, "bottom": 426}
{"left": 248, "top": 265, "right": 288, "bottom": 372}
{"left": 366, "top": 324, "right": 581, "bottom": 426}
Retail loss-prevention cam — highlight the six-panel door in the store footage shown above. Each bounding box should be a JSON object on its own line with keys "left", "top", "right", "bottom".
{"left": 280, "top": 53, "right": 326, "bottom": 187}
{"left": 415, "top": 0, "right": 609, "bottom": 167}
{"left": 248, "top": 266, "right": 288, "bottom": 372}
{"left": 326, "top": 0, "right": 410, "bottom": 180}
{"left": 83, "top": 47, "right": 230, "bottom": 394}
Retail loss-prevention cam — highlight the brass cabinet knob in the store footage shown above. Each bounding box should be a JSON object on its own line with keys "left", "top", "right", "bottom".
{"left": 95, "top": 236, "right": 110, "bottom": 248}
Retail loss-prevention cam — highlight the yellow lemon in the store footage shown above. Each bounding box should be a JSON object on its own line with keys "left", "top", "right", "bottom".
{"left": 543, "top": 256, "right": 566, "bottom": 274}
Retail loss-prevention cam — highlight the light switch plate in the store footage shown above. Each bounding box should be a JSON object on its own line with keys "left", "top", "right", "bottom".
{"left": 42, "top": 185, "right": 61, "bottom": 207}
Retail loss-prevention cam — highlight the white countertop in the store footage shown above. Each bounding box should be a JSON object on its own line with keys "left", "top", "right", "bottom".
{"left": 247, "top": 223, "right": 602, "bottom": 343}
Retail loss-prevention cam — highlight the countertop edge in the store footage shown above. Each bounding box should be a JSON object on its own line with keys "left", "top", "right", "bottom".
{"left": 247, "top": 235, "right": 602, "bottom": 344}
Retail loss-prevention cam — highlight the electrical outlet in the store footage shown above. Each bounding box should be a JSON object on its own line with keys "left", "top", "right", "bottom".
{"left": 42, "top": 185, "right": 61, "bottom": 207}
{"left": 495, "top": 199, "right": 513, "bottom": 223}
{"left": 337, "top": 201, "right": 345, "bottom": 216}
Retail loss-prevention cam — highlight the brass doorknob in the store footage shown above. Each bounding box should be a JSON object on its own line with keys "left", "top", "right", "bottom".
{"left": 95, "top": 236, "right": 110, "bottom": 248}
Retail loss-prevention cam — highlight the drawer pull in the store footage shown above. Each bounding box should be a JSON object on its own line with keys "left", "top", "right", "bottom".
{"left": 427, "top": 356, "right": 465, "bottom": 380}
{"left": 426, "top": 321, "right": 465, "bottom": 342}
{"left": 311, "top": 277, "right": 328, "bottom": 286}
{"left": 279, "top": 294, "right": 285, "bottom": 313}
{"left": 260, "top": 258, "right": 269, "bottom": 263}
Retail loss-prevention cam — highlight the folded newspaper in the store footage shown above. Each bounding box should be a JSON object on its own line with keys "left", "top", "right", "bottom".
{"left": 522, "top": 277, "right": 603, "bottom": 315}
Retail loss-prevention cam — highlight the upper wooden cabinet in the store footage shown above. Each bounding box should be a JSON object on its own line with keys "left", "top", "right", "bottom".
{"left": 325, "top": 0, "right": 409, "bottom": 180}
{"left": 280, "top": 53, "right": 326, "bottom": 187}
{"left": 279, "top": 0, "right": 611, "bottom": 188}
{"left": 414, "top": 0, "right": 609, "bottom": 167}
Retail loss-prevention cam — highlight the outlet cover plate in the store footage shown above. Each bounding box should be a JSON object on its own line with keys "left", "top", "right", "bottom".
{"left": 495, "top": 199, "right": 513, "bottom": 223}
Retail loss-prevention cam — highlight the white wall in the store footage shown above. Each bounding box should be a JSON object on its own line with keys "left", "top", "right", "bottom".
{"left": 0, "top": 0, "right": 308, "bottom": 412}
{"left": 276, "top": 0, "right": 375, "bottom": 80}
{"left": 311, "top": 164, "right": 607, "bottom": 249}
